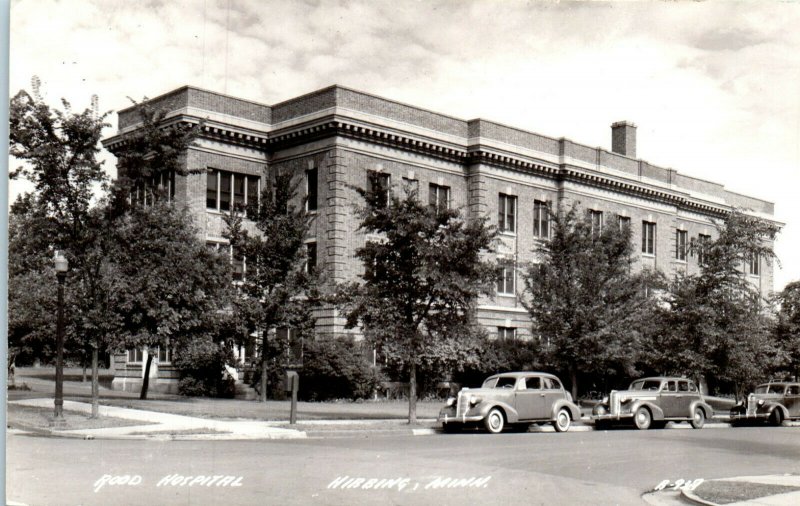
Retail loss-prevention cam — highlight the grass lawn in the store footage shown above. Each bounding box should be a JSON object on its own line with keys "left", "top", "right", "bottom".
{"left": 97, "top": 397, "right": 443, "bottom": 421}
{"left": 692, "top": 481, "right": 800, "bottom": 504}
{"left": 7, "top": 404, "right": 154, "bottom": 431}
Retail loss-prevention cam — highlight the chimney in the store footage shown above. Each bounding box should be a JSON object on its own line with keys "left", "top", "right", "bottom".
{"left": 611, "top": 121, "right": 637, "bottom": 158}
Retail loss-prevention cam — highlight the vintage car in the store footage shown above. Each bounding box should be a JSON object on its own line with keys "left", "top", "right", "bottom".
{"left": 592, "top": 377, "right": 712, "bottom": 430}
{"left": 437, "top": 372, "right": 581, "bottom": 434}
{"left": 730, "top": 382, "right": 800, "bottom": 426}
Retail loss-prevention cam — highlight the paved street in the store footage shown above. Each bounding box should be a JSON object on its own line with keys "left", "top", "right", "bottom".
{"left": 7, "top": 426, "right": 800, "bottom": 505}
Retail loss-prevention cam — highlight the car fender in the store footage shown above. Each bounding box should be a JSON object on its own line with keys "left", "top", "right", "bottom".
{"left": 478, "top": 401, "right": 520, "bottom": 424}
{"left": 763, "top": 402, "right": 789, "bottom": 419}
{"left": 690, "top": 400, "right": 714, "bottom": 420}
{"left": 629, "top": 400, "right": 665, "bottom": 421}
{"left": 550, "top": 399, "right": 581, "bottom": 421}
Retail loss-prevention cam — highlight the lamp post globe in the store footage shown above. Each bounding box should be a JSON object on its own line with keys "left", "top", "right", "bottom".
{"left": 53, "top": 250, "right": 69, "bottom": 426}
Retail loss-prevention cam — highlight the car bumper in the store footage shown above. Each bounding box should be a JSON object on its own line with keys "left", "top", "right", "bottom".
{"left": 730, "top": 413, "right": 769, "bottom": 421}
{"left": 592, "top": 413, "right": 633, "bottom": 421}
{"left": 438, "top": 413, "right": 485, "bottom": 424}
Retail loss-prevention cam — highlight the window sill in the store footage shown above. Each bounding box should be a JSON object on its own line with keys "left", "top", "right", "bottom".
{"left": 496, "top": 293, "right": 517, "bottom": 298}
{"left": 499, "top": 231, "right": 517, "bottom": 238}
{"left": 641, "top": 253, "right": 656, "bottom": 258}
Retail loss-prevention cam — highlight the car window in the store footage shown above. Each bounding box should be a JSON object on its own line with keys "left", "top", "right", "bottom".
{"left": 767, "top": 385, "right": 785, "bottom": 394}
{"left": 788, "top": 386, "right": 800, "bottom": 395}
{"left": 755, "top": 385, "right": 768, "bottom": 394}
{"left": 495, "top": 377, "right": 517, "bottom": 389}
{"left": 665, "top": 381, "right": 677, "bottom": 392}
{"left": 482, "top": 377, "right": 498, "bottom": 388}
{"left": 631, "top": 380, "right": 661, "bottom": 391}
{"left": 678, "top": 381, "right": 689, "bottom": 392}
{"left": 549, "top": 378, "right": 562, "bottom": 390}
{"left": 524, "top": 377, "right": 541, "bottom": 390}
{"left": 688, "top": 382, "right": 698, "bottom": 392}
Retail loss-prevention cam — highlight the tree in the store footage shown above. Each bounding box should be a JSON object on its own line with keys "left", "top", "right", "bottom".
{"left": 342, "top": 179, "right": 497, "bottom": 423}
{"left": 109, "top": 200, "right": 232, "bottom": 399}
{"left": 521, "top": 203, "right": 660, "bottom": 399}
{"left": 775, "top": 281, "right": 800, "bottom": 380}
{"left": 9, "top": 83, "right": 110, "bottom": 414}
{"left": 225, "top": 170, "right": 313, "bottom": 402}
{"left": 648, "top": 210, "right": 780, "bottom": 397}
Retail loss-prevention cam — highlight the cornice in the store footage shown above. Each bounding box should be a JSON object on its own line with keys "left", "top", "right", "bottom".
{"left": 104, "top": 113, "right": 770, "bottom": 224}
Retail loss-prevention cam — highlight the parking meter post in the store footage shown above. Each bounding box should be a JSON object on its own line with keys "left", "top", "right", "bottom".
{"left": 286, "top": 371, "right": 299, "bottom": 425}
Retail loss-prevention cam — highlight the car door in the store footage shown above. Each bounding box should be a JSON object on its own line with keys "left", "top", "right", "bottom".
{"left": 785, "top": 385, "right": 800, "bottom": 417}
{"left": 541, "top": 377, "right": 566, "bottom": 418}
{"left": 659, "top": 380, "right": 681, "bottom": 418}
{"left": 515, "top": 376, "right": 546, "bottom": 420}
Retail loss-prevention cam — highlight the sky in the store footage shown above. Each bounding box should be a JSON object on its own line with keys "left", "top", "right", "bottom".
{"left": 8, "top": 0, "right": 800, "bottom": 291}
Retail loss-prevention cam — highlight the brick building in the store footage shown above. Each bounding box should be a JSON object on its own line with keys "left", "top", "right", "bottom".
{"left": 104, "top": 85, "right": 778, "bottom": 392}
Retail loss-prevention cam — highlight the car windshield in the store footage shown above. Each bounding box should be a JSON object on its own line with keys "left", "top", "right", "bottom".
{"left": 755, "top": 385, "right": 784, "bottom": 394}
{"left": 482, "top": 376, "right": 517, "bottom": 389}
{"left": 630, "top": 380, "right": 662, "bottom": 391}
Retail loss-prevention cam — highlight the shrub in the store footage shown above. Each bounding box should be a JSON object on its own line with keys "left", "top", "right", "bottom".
{"left": 173, "top": 338, "right": 236, "bottom": 398}
{"left": 299, "top": 337, "right": 382, "bottom": 401}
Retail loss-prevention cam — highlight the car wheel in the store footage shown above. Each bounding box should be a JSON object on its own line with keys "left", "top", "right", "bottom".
{"left": 633, "top": 407, "right": 652, "bottom": 430}
{"left": 442, "top": 422, "right": 460, "bottom": 434}
{"left": 553, "top": 408, "right": 571, "bottom": 433}
{"left": 484, "top": 408, "right": 505, "bottom": 434}
{"left": 691, "top": 407, "right": 705, "bottom": 429}
{"left": 769, "top": 409, "right": 784, "bottom": 427}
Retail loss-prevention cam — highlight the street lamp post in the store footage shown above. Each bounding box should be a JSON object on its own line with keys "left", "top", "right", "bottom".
{"left": 53, "top": 250, "right": 69, "bottom": 426}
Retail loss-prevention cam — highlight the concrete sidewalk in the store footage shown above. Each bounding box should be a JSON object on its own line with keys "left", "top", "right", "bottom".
{"left": 683, "top": 475, "right": 800, "bottom": 505}
{"left": 9, "top": 399, "right": 307, "bottom": 440}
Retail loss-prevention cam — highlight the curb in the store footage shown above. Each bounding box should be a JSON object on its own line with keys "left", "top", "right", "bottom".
{"left": 681, "top": 488, "right": 718, "bottom": 506}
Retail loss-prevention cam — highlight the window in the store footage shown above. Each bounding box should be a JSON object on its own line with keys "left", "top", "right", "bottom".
{"left": 678, "top": 381, "right": 690, "bottom": 392}
{"left": 428, "top": 183, "right": 450, "bottom": 214}
{"left": 543, "top": 377, "right": 562, "bottom": 390}
{"left": 367, "top": 171, "right": 391, "bottom": 208}
{"left": 231, "top": 245, "right": 245, "bottom": 282}
{"left": 533, "top": 200, "right": 549, "bottom": 238}
{"left": 130, "top": 170, "right": 176, "bottom": 206}
{"left": 206, "top": 169, "right": 261, "bottom": 216}
{"left": 676, "top": 230, "right": 688, "bottom": 261}
{"left": 306, "top": 167, "right": 318, "bottom": 211}
{"left": 618, "top": 216, "right": 631, "bottom": 231}
{"left": 498, "top": 193, "right": 517, "bottom": 233}
{"left": 306, "top": 242, "right": 317, "bottom": 275}
{"left": 497, "top": 261, "right": 515, "bottom": 295}
{"left": 498, "top": 327, "right": 516, "bottom": 341}
{"left": 748, "top": 253, "right": 760, "bottom": 276}
{"left": 524, "top": 376, "right": 540, "bottom": 390}
{"left": 589, "top": 210, "right": 603, "bottom": 236}
{"left": 697, "top": 234, "right": 711, "bottom": 264}
{"left": 642, "top": 221, "right": 656, "bottom": 255}
{"left": 277, "top": 328, "right": 302, "bottom": 366}
{"left": 127, "top": 348, "right": 144, "bottom": 363}
{"left": 158, "top": 345, "right": 172, "bottom": 363}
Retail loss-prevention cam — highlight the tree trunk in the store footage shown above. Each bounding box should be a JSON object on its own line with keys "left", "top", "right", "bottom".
{"left": 570, "top": 367, "right": 578, "bottom": 401}
{"left": 408, "top": 362, "right": 417, "bottom": 424}
{"left": 260, "top": 331, "right": 268, "bottom": 403}
{"left": 91, "top": 346, "right": 99, "bottom": 418}
{"left": 140, "top": 353, "right": 153, "bottom": 400}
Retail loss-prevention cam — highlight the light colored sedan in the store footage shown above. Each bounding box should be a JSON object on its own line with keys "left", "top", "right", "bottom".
{"left": 438, "top": 372, "right": 581, "bottom": 434}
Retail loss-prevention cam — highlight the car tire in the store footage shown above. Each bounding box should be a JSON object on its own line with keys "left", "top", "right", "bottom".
{"left": 553, "top": 408, "right": 571, "bottom": 433}
{"left": 633, "top": 407, "right": 652, "bottom": 430}
{"left": 484, "top": 408, "right": 505, "bottom": 434}
{"left": 691, "top": 407, "right": 705, "bottom": 429}
{"left": 442, "top": 422, "right": 460, "bottom": 434}
{"left": 769, "top": 409, "right": 784, "bottom": 427}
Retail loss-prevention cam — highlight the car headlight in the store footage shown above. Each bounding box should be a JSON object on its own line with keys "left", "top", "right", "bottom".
{"left": 594, "top": 405, "right": 607, "bottom": 416}
{"left": 445, "top": 397, "right": 456, "bottom": 407}
{"left": 602, "top": 396, "right": 609, "bottom": 404}
{"left": 469, "top": 395, "right": 481, "bottom": 406}
{"left": 757, "top": 399, "right": 765, "bottom": 407}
